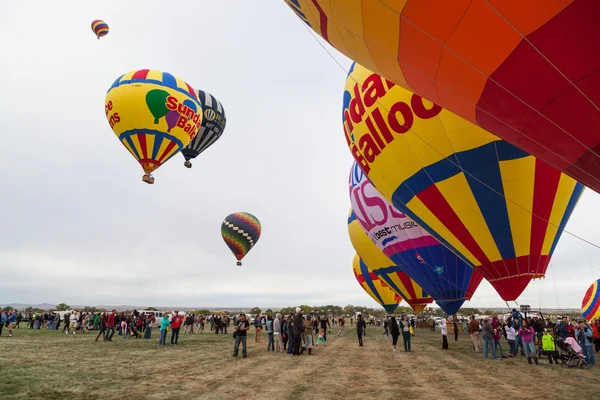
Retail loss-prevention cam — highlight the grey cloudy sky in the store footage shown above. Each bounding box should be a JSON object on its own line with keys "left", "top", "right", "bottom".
{"left": 1, "top": 1, "right": 599, "bottom": 310}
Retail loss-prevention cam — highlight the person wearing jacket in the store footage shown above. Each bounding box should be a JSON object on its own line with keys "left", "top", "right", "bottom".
{"left": 399, "top": 315, "right": 411, "bottom": 352}
{"left": 481, "top": 318, "right": 497, "bottom": 360}
{"left": 95, "top": 313, "right": 107, "bottom": 342}
{"left": 491, "top": 316, "right": 507, "bottom": 358}
{"left": 390, "top": 316, "right": 400, "bottom": 352}
{"left": 273, "top": 313, "right": 283, "bottom": 352}
{"left": 170, "top": 311, "right": 182, "bottom": 345}
{"left": 265, "top": 315, "right": 274, "bottom": 352}
{"left": 292, "top": 308, "right": 304, "bottom": 356}
{"left": 437, "top": 318, "right": 448, "bottom": 350}
{"left": 159, "top": 313, "right": 171, "bottom": 345}
{"left": 0, "top": 312, "right": 6, "bottom": 336}
{"left": 105, "top": 310, "right": 116, "bottom": 341}
{"left": 468, "top": 315, "right": 481, "bottom": 352}
{"left": 542, "top": 329, "right": 559, "bottom": 364}
{"left": 519, "top": 319, "right": 538, "bottom": 365}
{"left": 575, "top": 320, "right": 596, "bottom": 365}
{"left": 505, "top": 323, "right": 517, "bottom": 357}
{"left": 303, "top": 314, "right": 314, "bottom": 355}
{"left": 286, "top": 315, "right": 295, "bottom": 355}
{"left": 356, "top": 314, "right": 366, "bottom": 347}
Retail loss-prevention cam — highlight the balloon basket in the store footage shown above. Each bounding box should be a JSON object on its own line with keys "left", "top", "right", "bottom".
{"left": 142, "top": 174, "right": 155, "bottom": 184}
{"left": 236, "top": 261, "right": 242, "bottom": 266}
{"left": 184, "top": 160, "right": 192, "bottom": 169}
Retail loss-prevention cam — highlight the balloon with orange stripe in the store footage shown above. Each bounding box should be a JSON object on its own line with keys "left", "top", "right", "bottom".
{"left": 353, "top": 253, "right": 402, "bottom": 314}
{"left": 349, "top": 208, "right": 432, "bottom": 313}
{"left": 582, "top": 279, "right": 600, "bottom": 321}
{"left": 343, "top": 63, "right": 584, "bottom": 302}
{"left": 105, "top": 69, "right": 202, "bottom": 184}
{"left": 91, "top": 20, "right": 109, "bottom": 39}
{"left": 283, "top": 0, "right": 600, "bottom": 195}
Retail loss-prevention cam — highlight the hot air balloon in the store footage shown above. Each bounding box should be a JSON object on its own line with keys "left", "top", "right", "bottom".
{"left": 221, "top": 212, "right": 261, "bottom": 266}
{"left": 91, "top": 20, "right": 109, "bottom": 39}
{"left": 348, "top": 209, "right": 433, "bottom": 313}
{"left": 343, "top": 62, "right": 585, "bottom": 302}
{"left": 353, "top": 253, "right": 402, "bottom": 314}
{"left": 582, "top": 279, "right": 600, "bottom": 321}
{"left": 349, "top": 162, "right": 482, "bottom": 315}
{"left": 181, "top": 90, "right": 226, "bottom": 168}
{"left": 105, "top": 69, "right": 202, "bottom": 184}
{"left": 284, "top": 1, "right": 600, "bottom": 194}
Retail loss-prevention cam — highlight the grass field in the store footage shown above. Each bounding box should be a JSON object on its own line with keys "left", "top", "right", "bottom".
{"left": 0, "top": 325, "right": 598, "bottom": 399}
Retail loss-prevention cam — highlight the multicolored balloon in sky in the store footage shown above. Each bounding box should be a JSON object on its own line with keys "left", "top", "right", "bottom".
{"left": 348, "top": 208, "right": 433, "bottom": 313}
{"left": 343, "top": 62, "right": 584, "bottom": 301}
{"left": 91, "top": 20, "right": 109, "bottom": 39}
{"left": 582, "top": 279, "right": 600, "bottom": 322}
{"left": 221, "top": 212, "right": 262, "bottom": 266}
{"left": 181, "top": 90, "right": 227, "bottom": 168}
{"left": 284, "top": 0, "right": 600, "bottom": 194}
{"left": 353, "top": 253, "right": 402, "bottom": 314}
{"left": 349, "top": 162, "right": 482, "bottom": 315}
{"left": 105, "top": 69, "right": 202, "bottom": 184}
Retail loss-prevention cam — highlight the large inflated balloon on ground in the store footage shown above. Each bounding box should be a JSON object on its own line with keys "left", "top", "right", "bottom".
{"left": 348, "top": 208, "right": 432, "bottom": 313}
{"left": 105, "top": 69, "right": 202, "bottom": 184}
{"left": 284, "top": 0, "right": 600, "bottom": 193}
{"left": 221, "top": 212, "right": 261, "bottom": 266}
{"left": 582, "top": 279, "right": 600, "bottom": 321}
{"left": 91, "top": 20, "right": 109, "bottom": 39}
{"left": 353, "top": 253, "right": 402, "bottom": 314}
{"left": 343, "top": 63, "right": 584, "bottom": 301}
{"left": 181, "top": 90, "right": 226, "bottom": 168}
{"left": 350, "top": 162, "right": 482, "bottom": 314}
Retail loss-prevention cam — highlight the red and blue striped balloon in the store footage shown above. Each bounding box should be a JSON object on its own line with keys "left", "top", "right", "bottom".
{"left": 91, "top": 20, "right": 109, "bottom": 39}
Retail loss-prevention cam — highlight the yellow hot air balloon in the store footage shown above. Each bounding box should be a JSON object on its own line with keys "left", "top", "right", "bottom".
{"left": 352, "top": 253, "right": 402, "bottom": 314}
{"left": 349, "top": 208, "right": 432, "bottom": 313}
{"left": 105, "top": 69, "right": 203, "bottom": 184}
{"left": 343, "top": 63, "right": 584, "bottom": 301}
{"left": 283, "top": 0, "right": 600, "bottom": 195}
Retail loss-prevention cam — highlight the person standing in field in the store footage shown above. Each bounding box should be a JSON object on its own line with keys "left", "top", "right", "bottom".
{"left": 519, "top": 319, "right": 538, "bottom": 365}
{"left": 273, "top": 313, "right": 283, "bottom": 352}
{"left": 145, "top": 312, "right": 155, "bottom": 339}
{"left": 159, "top": 313, "right": 170, "bottom": 346}
{"left": 170, "top": 311, "right": 182, "bottom": 345}
{"left": 356, "top": 314, "right": 366, "bottom": 347}
{"left": 233, "top": 313, "right": 250, "bottom": 358}
{"left": 286, "top": 314, "right": 295, "bottom": 355}
{"left": 254, "top": 315, "right": 263, "bottom": 344}
{"left": 105, "top": 310, "right": 116, "bottom": 341}
{"left": 390, "top": 316, "right": 400, "bottom": 352}
{"left": 303, "top": 314, "right": 314, "bottom": 355}
{"left": 68, "top": 312, "right": 78, "bottom": 335}
{"left": 292, "top": 308, "right": 304, "bottom": 356}
{"left": 505, "top": 321, "right": 516, "bottom": 357}
{"left": 338, "top": 316, "right": 346, "bottom": 337}
{"left": 438, "top": 317, "right": 448, "bottom": 349}
{"left": 481, "top": 318, "right": 498, "bottom": 360}
{"left": 319, "top": 315, "right": 330, "bottom": 342}
{"left": 399, "top": 315, "right": 411, "bottom": 352}
{"left": 265, "top": 315, "right": 274, "bottom": 352}
{"left": 452, "top": 315, "right": 459, "bottom": 341}
{"left": 468, "top": 315, "right": 481, "bottom": 352}
{"left": 7, "top": 311, "right": 17, "bottom": 337}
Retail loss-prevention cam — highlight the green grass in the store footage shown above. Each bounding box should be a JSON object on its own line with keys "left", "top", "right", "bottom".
{"left": 0, "top": 326, "right": 598, "bottom": 399}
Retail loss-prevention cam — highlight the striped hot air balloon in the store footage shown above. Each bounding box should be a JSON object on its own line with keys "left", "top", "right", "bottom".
{"left": 105, "top": 69, "right": 202, "bottom": 184}
{"left": 353, "top": 254, "right": 402, "bottom": 315}
{"left": 582, "top": 279, "right": 600, "bottom": 322}
{"left": 181, "top": 90, "right": 226, "bottom": 168}
{"left": 221, "top": 212, "right": 261, "bottom": 266}
{"left": 91, "top": 20, "right": 109, "bottom": 39}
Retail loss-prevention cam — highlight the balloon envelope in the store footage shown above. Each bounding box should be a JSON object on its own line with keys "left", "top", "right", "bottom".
{"left": 353, "top": 253, "right": 402, "bottom": 314}
{"left": 221, "top": 212, "right": 261, "bottom": 264}
{"left": 91, "top": 19, "right": 109, "bottom": 39}
{"left": 348, "top": 208, "right": 433, "bottom": 313}
{"left": 349, "top": 162, "right": 482, "bottom": 315}
{"left": 105, "top": 69, "right": 202, "bottom": 178}
{"left": 283, "top": 0, "right": 600, "bottom": 194}
{"left": 181, "top": 90, "right": 226, "bottom": 165}
{"left": 343, "top": 63, "right": 584, "bottom": 301}
{"left": 582, "top": 279, "right": 600, "bottom": 321}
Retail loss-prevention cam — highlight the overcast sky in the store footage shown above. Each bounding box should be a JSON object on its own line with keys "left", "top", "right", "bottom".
{"left": 1, "top": 1, "right": 599, "bottom": 311}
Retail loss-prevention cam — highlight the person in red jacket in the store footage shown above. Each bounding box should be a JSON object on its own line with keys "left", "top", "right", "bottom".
{"left": 105, "top": 310, "right": 116, "bottom": 341}
{"left": 171, "top": 311, "right": 183, "bottom": 345}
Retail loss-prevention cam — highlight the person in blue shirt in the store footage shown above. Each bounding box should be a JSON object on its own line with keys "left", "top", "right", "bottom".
{"left": 0, "top": 312, "right": 6, "bottom": 336}
{"left": 7, "top": 311, "right": 17, "bottom": 337}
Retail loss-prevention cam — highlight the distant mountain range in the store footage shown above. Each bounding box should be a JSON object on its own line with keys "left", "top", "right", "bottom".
{"left": 1, "top": 303, "right": 582, "bottom": 313}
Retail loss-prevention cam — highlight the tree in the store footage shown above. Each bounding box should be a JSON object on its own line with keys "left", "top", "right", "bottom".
{"left": 2, "top": 306, "right": 13, "bottom": 312}
{"left": 195, "top": 309, "right": 210, "bottom": 315}
{"left": 459, "top": 307, "right": 481, "bottom": 316}
{"left": 250, "top": 307, "right": 261, "bottom": 315}
{"left": 56, "top": 303, "right": 70, "bottom": 311}
{"left": 146, "top": 307, "right": 159, "bottom": 311}
{"left": 265, "top": 309, "right": 274, "bottom": 316}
